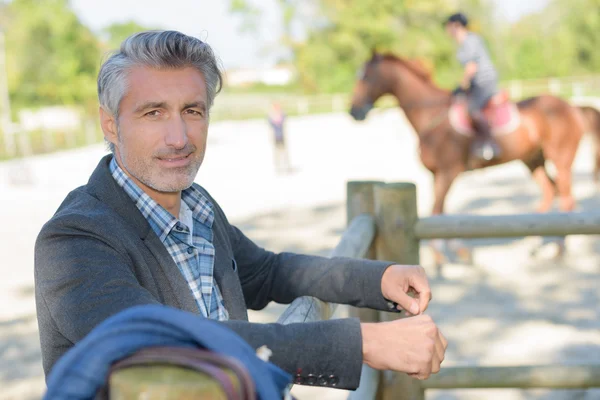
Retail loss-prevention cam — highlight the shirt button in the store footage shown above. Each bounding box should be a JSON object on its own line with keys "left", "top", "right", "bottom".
{"left": 176, "top": 224, "right": 184, "bottom": 231}
{"left": 187, "top": 247, "right": 194, "bottom": 254}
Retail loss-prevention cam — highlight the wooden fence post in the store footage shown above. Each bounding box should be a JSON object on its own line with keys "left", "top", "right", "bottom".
{"left": 374, "top": 182, "right": 424, "bottom": 400}
{"left": 347, "top": 180, "right": 385, "bottom": 324}
{"left": 110, "top": 364, "right": 235, "bottom": 399}
{"left": 347, "top": 181, "right": 386, "bottom": 399}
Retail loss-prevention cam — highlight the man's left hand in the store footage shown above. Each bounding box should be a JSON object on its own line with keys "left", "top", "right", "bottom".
{"left": 381, "top": 265, "right": 432, "bottom": 316}
{"left": 451, "top": 86, "right": 465, "bottom": 97}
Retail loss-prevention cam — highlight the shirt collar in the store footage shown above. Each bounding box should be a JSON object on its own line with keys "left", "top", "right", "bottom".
{"left": 109, "top": 157, "right": 214, "bottom": 242}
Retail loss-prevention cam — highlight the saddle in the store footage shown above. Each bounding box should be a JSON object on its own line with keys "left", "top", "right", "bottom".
{"left": 449, "top": 89, "right": 521, "bottom": 137}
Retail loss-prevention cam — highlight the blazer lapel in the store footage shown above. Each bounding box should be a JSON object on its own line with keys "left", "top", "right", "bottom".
{"left": 142, "top": 233, "right": 200, "bottom": 314}
{"left": 211, "top": 218, "right": 248, "bottom": 321}
{"left": 87, "top": 155, "right": 199, "bottom": 315}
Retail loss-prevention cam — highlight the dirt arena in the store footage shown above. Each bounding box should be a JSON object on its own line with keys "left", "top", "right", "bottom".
{"left": 1, "top": 108, "right": 599, "bottom": 399}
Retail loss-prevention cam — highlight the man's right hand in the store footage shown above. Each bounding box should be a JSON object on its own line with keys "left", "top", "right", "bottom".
{"left": 360, "top": 315, "right": 447, "bottom": 380}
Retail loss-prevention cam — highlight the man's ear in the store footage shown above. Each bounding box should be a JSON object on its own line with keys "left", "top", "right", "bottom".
{"left": 99, "top": 106, "right": 118, "bottom": 147}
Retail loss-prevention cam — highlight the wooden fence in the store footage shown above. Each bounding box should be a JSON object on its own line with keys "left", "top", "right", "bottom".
{"left": 109, "top": 179, "right": 600, "bottom": 398}
{"left": 341, "top": 180, "right": 600, "bottom": 400}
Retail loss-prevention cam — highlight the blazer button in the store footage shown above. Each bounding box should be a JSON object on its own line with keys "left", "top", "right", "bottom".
{"left": 306, "top": 374, "right": 316, "bottom": 385}
{"left": 317, "top": 375, "right": 328, "bottom": 386}
{"left": 328, "top": 375, "right": 339, "bottom": 386}
{"left": 294, "top": 374, "right": 304, "bottom": 385}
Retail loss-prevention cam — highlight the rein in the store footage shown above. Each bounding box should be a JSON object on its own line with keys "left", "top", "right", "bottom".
{"left": 401, "top": 96, "right": 452, "bottom": 110}
{"left": 416, "top": 108, "right": 449, "bottom": 136}
{"left": 399, "top": 96, "right": 453, "bottom": 136}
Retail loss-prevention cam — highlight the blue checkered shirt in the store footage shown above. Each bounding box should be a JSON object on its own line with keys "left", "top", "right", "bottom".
{"left": 110, "top": 158, "right": 229, "bottom": 321}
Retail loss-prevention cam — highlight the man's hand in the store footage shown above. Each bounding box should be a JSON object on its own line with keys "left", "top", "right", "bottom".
{"left": 451, "top": 86, "right": 465, "bottom": 97}
{"left": 361, "top": 315, "right": 447, "bottom": 379}
{"left": 381, "top": 265, "right": 431, "bottom": 316}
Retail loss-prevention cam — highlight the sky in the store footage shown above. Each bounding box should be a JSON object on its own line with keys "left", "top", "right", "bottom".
{"left": 71, "top": 0, "right": 549, "bottom": 70}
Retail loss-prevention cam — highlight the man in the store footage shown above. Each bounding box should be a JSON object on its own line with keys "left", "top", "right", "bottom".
{"left": 34, "top": 30, "right": 447, "bottom": 391}
{"left": 445, "top": 12, "right": 501, "bottom": 161}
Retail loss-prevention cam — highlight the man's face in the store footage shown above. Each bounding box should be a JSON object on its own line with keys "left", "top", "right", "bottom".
{"left": 104, "top": 66, "right": 209, "bottom": 194}
{"left": 445, "top": 22, "right": 458, "bottom": 40}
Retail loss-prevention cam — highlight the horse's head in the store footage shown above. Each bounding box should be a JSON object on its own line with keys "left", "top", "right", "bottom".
{"left": 350, "top": 51, "right": 435, "bottom": 121}
{"left": 349, "top": 51, "right": 388, "bottom": 121}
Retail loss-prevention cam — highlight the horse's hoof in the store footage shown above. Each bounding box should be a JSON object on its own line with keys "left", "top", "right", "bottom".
{"left": 456, "top": 247, "right": 473, "bottom": 265}
{"left": 555, "top": 241, "right": 567, "bottom": 259}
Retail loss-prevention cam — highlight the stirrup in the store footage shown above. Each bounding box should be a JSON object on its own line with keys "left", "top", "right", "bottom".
{"left": 482, "top": 144, "right": 495, "bottom": 161}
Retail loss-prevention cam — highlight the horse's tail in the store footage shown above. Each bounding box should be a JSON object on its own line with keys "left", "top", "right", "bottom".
{"left": 577, "top": 105, "right": 600, "bottom": 182}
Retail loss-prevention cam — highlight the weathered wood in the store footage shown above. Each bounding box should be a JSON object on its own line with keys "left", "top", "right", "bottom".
{"left": 421, "top": 365, "right": 600, "bottom": 389}
{"left": 110, "top": 364, "right": 237, "bottom": 399}
{"left": 373, "top": 182, "right": 424, "bottom": 400}
{"left": 276, "top": 213, "right": 376, "bottom": 325}
{"left": 346, "top": 181, "right": 385, "bottom": 400}
{"left": 347, "top": 181, "right": 383, "bottom": 313}
{"left": 415, "top": 211, "right": 600, "bottom": 239}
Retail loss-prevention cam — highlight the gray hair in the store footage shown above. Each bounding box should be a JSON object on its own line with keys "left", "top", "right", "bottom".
{"left": 98, "top": 30, "right": 223, "bottom": 152}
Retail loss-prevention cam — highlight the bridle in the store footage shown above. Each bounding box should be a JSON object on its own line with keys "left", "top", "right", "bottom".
{"left": 359, "top": 60, "right": 454, "bottom": 135}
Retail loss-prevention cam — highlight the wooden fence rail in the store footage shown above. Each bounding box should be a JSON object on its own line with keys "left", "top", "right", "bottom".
{"left": 422, "top": 364, "right": 600, "bottom": 390}
{"left": 276, "top": 213, "right": 376, "bottom": 325}
{"left": 415, "top": 211, "right": 600, "bottom": 239}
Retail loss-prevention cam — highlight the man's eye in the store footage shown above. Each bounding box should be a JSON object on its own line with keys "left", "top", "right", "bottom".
{"left": 185, "top": 109, "right": 203, "bottom": 116}
{"left": 145, "top": 110, "right": 160, "bottom": 117}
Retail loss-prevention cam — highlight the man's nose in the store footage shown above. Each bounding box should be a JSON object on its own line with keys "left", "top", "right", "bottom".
{"left": 164, "top": 116, "right": 188, "bottom": 149}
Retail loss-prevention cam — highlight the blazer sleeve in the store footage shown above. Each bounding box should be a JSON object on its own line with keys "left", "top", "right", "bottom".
{"left": 35, "top": 214, "right": 366, "bottom": 389}
{"left": 228, "top": 224, "right": 396, "bottom": 312}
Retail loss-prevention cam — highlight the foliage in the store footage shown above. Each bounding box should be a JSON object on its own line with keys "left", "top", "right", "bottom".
{"left": 102, "top": 21, "right": 156, "bottom": 51}
{"left": 230, "top": 0, "right": 600, "bottom": 93}
{"left": 2, "top": 0, "right": 101, "bottom": 114}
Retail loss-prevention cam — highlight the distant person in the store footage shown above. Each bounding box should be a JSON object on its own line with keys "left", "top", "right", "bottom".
{"left": 445, "top": 12, "right": 501, "bottom": 161}
{"left": 34, "top": 30, "right": 446, "bottom": 391}
{"left": 267, "top": 102, "right": 290, "bottom": 174}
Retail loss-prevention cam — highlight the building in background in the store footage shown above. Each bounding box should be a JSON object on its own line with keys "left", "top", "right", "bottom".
{"left": 224, "top": 64, "right": 296, "bottom": 88}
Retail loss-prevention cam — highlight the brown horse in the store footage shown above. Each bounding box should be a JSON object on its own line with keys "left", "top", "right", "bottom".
{"left": 580, "top": 105, "right": 600, "bottom": 181}
{"left": 349, "top": 52, "right": 589, "bottom": 261}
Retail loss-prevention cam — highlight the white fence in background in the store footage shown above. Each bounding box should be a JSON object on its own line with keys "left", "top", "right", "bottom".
{"left": 2, "top": 75, "right": 600, "bottom": 159}
{"left": 211, "top": 74, "right": 600, "bottom": 121}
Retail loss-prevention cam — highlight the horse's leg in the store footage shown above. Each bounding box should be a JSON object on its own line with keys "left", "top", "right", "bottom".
{"left": 548, "top": 110, "right": 582, "bottom": 256}
{"left": 523, "top": 148, "right": 556, "bottom": 213}
{"left": 431, "top": 167, "right": 464, "bottom": 274}
{"left": 523, "top": 149, "right": 559, "bottom": 257}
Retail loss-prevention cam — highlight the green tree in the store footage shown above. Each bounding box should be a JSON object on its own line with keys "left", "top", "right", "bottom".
{"left": 293, "top": 0, "right": 493, "bottom": 93}
{"left": 102, "top": 20, "right": 157, "bottom": 50}
{"left": 2, "top": 0, "right": 101, "bottom": 113}
{"left": 230, "top": 0, "right": 492, "bottom": 93}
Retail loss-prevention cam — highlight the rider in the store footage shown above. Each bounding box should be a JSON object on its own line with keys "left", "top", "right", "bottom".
{"left": 445, "top": 12, "right": 501, "bottom": 161}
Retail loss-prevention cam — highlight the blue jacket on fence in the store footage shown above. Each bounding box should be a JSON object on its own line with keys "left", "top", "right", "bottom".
{"left": 44, "top": 304, "right": 292, "bottom": 400}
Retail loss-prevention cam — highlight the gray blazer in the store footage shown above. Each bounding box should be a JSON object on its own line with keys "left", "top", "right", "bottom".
{"left": 34, "top": 155, "right": 394, "bottom": 390}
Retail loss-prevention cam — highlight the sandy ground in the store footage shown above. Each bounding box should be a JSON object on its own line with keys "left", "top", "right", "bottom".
{"left": 1, "top": 108, "right": 599, "bottom": 399}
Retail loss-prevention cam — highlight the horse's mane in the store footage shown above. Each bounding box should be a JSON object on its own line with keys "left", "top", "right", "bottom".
{"left": 379, "top": 53, "right": 433, "bottom": 83}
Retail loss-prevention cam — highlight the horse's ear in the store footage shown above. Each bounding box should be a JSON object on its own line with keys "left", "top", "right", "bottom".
{"left": 371, "top": 47, "right": 379, "bottom": 59}
{"left": 371, "top": 47, "right": 382, "bottom": 62}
